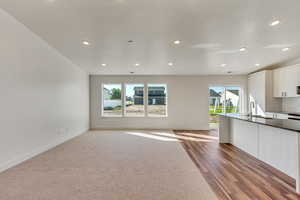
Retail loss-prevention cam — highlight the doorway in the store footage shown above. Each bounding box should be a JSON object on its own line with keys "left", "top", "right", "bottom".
{"left": 209, "top": 86, "right": 241, "bottom": 129}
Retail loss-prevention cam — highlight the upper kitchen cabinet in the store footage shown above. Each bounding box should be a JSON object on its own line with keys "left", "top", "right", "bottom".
{"left": 248, "top": 70, "right": 282, "bottom": 114}
{"left": 273, "top": 64, "right": 300, "bottom": 98}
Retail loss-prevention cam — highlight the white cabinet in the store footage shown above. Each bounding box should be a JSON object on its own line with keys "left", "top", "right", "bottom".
{"left": 286, "top": 65, "right": 300, "bottom": 97}
{"left": 273, "top": 68, "right": 284, "bottom": 97}
{"left": 248, "top": 70, "right": 282, "bottom": 113}
{"left": 273, "top": 64, "right": 300, "bottom": 98}
{"left": 258, "top": 125, "right": 298, "bottom": 178}
{"left": 231, "top": 119, "right": 259, "bottom": 157}
{"left": 248, "top": 71, "right": 266, "bottom": 113}
{"left": 229, "top": 119, "right": 299, "bottom": 179}
{"left": 225, "top": 118, "right": 300, "bottom": 193}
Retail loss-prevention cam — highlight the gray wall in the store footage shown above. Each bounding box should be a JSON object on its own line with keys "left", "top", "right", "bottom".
{"left": 90, "top": 75, "right": 248, "bottom": 130}
{"left": 0, "top": 9, "right": 89, "bottom": 172}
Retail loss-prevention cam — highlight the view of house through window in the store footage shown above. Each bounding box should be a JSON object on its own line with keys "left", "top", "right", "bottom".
{"left": 209, "top": 86, "right": 241, "bottom": 128}
{"left": 102, "top": 84, "right": 122, "bottom": 116}
{"left": 148, "top": 84, "right": 167, "bottom": 117}
{"left": 102, "top": 83, "right": 167, "bottom": 117}
{"left": 125, "top": 84, "right": 145, "bottom": 116}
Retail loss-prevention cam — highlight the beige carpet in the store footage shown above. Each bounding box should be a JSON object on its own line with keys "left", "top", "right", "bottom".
{"left": 0, "top": 130, "right": 217, "bottom": 200}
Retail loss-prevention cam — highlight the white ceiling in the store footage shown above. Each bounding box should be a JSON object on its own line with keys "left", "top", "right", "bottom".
{"left": 1, "top": 0, "right": 300, "bottom": 75}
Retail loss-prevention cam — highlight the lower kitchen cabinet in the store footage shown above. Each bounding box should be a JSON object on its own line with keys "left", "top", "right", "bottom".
{"left": 231, "top": 119, "right": 259, "bottom": 157}
{"left": 230, "top": 119, "right": 298, "bottom": 179}
{"left": 258, "top": 125, "right": 298, "bottom": 178}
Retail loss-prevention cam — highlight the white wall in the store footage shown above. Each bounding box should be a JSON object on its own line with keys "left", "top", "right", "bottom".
{"left": 0, "top": 9, "right": 89, "bottom": 172}
{"left": 90, "top": 75, "right": 248, "bottom": 130}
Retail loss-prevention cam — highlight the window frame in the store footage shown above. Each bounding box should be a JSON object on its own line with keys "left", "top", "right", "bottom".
{"left": 224, "top": 86, "right": 241, "bottom": 114}
{"left": 208, "top": 85, "right": 244, "bottom": 115}
{"left": 101, "top": 83, "right": 168, "bottom": 118}
{"left": 124, "top": 83, "right": 146, "bottom": 117}
{"left": 147, "top": 83, "right": 168, "bottom": 118}
{"left": 101, "top": 83, "right": 123, "bottom": 118}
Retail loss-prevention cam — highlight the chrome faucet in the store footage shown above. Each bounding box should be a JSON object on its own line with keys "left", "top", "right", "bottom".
{"left": 249, "top": 101, "right": 255, "bottom": 117}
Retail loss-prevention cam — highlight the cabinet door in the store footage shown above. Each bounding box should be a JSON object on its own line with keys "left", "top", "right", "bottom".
{"left": 273, "top": 68, "right": 283, "bottom": 97}
{"left": 248, "top": 71, "right": 266, "bottom": 113}
{"left": 258, "top": 125, "right": 298, "bottom": 178}
{"left": 231, "top": 119, "right": 259, "bottom": 157}
{"left": 285, "top": 65, "right": 300, "bottom": 97}
{"left": 273, "top": 65, "right": 300, "bottom": 98}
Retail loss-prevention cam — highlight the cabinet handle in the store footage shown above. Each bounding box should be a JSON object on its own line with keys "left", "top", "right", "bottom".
{"left": 282, "top": 92, "right": 287, "bottom": 97}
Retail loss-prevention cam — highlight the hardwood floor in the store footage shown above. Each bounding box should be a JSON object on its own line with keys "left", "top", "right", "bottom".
{"left": 174, "top": 129, "right": 300, "bottom": 200}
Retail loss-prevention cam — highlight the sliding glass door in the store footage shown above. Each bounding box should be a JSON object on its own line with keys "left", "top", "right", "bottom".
{"left": 209, "top": 87, "right": 225, "bottom": 114}
{"left": 209, "top": 86, "right": 241, "bottom": 128}
{"left": 224, "top": 87, "right": 240, "bottom": 113}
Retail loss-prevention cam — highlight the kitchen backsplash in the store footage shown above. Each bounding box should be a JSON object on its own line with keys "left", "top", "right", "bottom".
{"left": 282, "top": 98, "right": 300, "bottom": 113}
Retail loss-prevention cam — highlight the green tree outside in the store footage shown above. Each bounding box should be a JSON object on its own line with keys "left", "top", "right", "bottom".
{"left": 111, "top": 88, "right": 121, "bottom": 99}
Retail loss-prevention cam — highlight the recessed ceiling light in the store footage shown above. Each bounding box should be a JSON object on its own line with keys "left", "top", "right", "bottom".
{"left": 168, "top": 62, "right": 174, "bottom": 66}
{"left": 270, "top": 20, "right": 280, "bottom": 26}
{"left": 101, "top": 63, "right": 107, "bottom": 67}
{"left": 282, "top": 47, "right": 290, "bottom": 52}
{"left": 82, "top": 41, "right": 90, "bottom": 46}
{"left": 255, "top": 63, "right": 261, "bottom": 67}
{"left": 221, "top": 64, "right": 227, "bottom": 67}
{"left": 239, "top": 47, "right": 247, "bottom": 52}
{"left": 135, "top": 63, "right": 140, "bottom": 66}
{"left": 174, "top": 40, "right": 181, "bottom": 45}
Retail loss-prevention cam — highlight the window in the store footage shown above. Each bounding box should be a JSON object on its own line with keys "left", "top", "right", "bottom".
{"left": 148, "top": 84, "right": 167, "bottom": 117}
{"left": 102, "top": 84, "right": 122, "bottom": 117}
{"left": 101, "top": 83, "right": 168, "bottom": 117}
{"left": 225, "top": 87, "right": 241, "bottom": 113}
{"left": 209, "top": 86, "right": 241, "bottom": 126}
{"left": 209, "top": 86, "right": 241, "bottom": 115}
{"left": 125, "top": 84, "right": 145, "bottom": 117}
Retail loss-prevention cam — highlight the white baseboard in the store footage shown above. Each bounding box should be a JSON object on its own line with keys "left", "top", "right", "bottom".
{"left": 0, "top": 128, "right": 89, "bottom": 174}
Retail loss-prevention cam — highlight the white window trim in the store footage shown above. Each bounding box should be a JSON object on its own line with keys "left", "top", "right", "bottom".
{"left": 101, "top": 83, "right": 168, "bottom": 118}
{"left": 208, "top": 85, "right": 244, "bottom": 114}
{"left": 101, "top": 83, "right": 123, "bottom": 118}
{"left": 147, "top": 83, "right": 168, "bottom": 118}
{"left": 124, "top": 83, "right": 146, "bottom": 117}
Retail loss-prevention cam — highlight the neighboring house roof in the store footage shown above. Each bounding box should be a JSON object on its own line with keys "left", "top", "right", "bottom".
{"left": 103, "top": 87, "right": 110, "bottom": 93}
{"left": 103, "top": 87, "right": 111, "bottom": 100}
{"left": 134, "top": 86, "right": 166, "bottom": 97}
{"left": 134, "top": 87, "right": 165, "bottom": 90}
{"left": 210, "top": 90, "right": 221, "bottom": 97}
{"left": 228, "top": 90, "right": 239, "bottom": 96}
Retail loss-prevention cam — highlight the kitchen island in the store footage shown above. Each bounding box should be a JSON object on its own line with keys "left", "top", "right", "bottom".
{"left": 219, "top": 113, "right": 300, "bottom": 193}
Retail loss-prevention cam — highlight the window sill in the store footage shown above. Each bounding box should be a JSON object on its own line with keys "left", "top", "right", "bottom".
{"left": 100, "top": 116, "right": 168, "bottom": 118}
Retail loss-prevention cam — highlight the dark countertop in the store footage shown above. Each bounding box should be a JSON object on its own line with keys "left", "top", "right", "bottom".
{"left": 267, "top": 111, "right": 300, "bottom": 116}
{"left": 288, "top": 112, "right": 300, "bottom": 117}
{"left": 218, "top": 113, "right": 300, "bottom": 133}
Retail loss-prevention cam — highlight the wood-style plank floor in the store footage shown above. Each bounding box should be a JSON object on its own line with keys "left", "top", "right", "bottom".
{"left": 174, "top": 129, "right": 300, "bottom": 200}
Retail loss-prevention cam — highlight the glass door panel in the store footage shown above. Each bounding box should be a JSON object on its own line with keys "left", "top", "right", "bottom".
{"left": 225, "top": 87, "right": 240, "bottom": 113}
